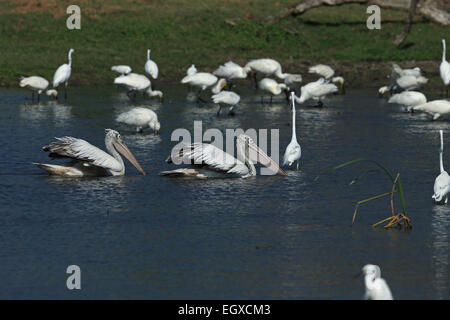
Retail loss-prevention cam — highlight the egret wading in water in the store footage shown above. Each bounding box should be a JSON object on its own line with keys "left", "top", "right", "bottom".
{"left": 212, "top": 90, "right": 240, "bottom": 116}
{"left": 145, "top": 49, "right": 159, "bottom": 80}
{"left": 161, "top": 134, "right": 287, "bottom": 178}
{"left": 283, "top": 92, "right": 301, "bottom": 170}
{"left": 116, "top": 107, "right": 160, "bottom": 134}
{"left": 34, "top": 129, "right": 146, "bottom": 177}
{"left": 292, "top": 78, "right": 338, "bottom": 107}
{"left": 388, "top": 91, "right": 427, "bottom": 112}
{"left": 433, "top": 130, "right": 450, "bottom": 204}
{"left": 111, "top": 65, "right": 132, "bottom": 75}
{"left": 258, "top": 78, "right": 287, "bottom": 104}
{"left": 181, "top": 72, "right": 227, "bottom": 103}
{"left": 114, "top": 73, "right": 163, "bottom": 101}
{"left": 440, "top": 39, "right": 450, "bottom": 97}
{"left": 53, "top": 48, "right": 74, "bottom": 100}
{"left": 412, "top": 100, "right": 450, "bottom": 120}
{"left": 361, "top": 264, "right": 393, "bottom": 300}
{"left": 19, "top": 76, "right": 57, "bottom": 102}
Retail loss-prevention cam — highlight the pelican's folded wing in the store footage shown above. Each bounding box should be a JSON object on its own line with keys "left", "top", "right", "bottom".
{"left": 43, "top": 137, "right": 122, "bottom": 172}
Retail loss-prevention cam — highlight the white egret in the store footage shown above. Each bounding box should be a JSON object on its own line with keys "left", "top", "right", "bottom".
{"left": 396, "top": 75, "right": 428, "bottom": 91}
{"left": 19, "top": 76, "right": 57, "bottom": 102}
{"left": 212, "top": 90, "right": 240, "bottom": 116}
{"left": 34, "top": 129, "right": 146, "bottom": 177}
{"left": 292, "top": 78, "right": 338, "bottom": 107}
{"left": 433, "top": 130, "right": 450, "bottom": 204}
{"left": 53, "top": 48, "right": 74, "bottom": 100}
{"left": 361, "top": 264, "right": 393, "bottom": 300}
{"left": 440, "top": 39, "right": 450, "bottom": 97}
{"left": 412, "top": 100, "right": 450, "bottom": 120}
{"left": 258, "top": 78, "right": 287, "bottom": 104}
{"left": 181, "top": 72, "right": 227, "bottom": 102}
{"left": 283, "top": 92, "right": 301, "bottom": 170}
{"left": 114, "top": 73, "right": 163, "bottom": 100}
{"left": 116, "top": 107, "right": 160, "bottom": 133}
{"left": 388, "top": 91, "right": 427, "bottom": 112}
{"left": 308, "top": 64, "right": 335, "bottom": 80}
{"left": 111, "top": 65, "right": 132, "bottom": 75}
{"left": 161, "top": 134, "right": 287, "bottom": 178}
{"left": 145, "top": 49, "right": 159, "bottom": 79}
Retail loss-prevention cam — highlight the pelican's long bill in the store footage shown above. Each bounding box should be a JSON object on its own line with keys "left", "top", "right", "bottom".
{"left": 248, "top": 142, "right": 288, "bottom": 176}
{"left": 112, "top": 139, "right": 146, "bottom": 175}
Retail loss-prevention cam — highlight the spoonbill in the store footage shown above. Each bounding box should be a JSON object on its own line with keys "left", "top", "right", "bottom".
{"left": 214, "top": 61, "right": 248, "bottom": 89}
{"left": 116, "top": 107, "right": 160, "bottom": 133}
{"left": 392, "top": 63, "right": 422, "bottom": 78}
{"left": 292, "top": 78, "right": 338, "bottom": 107}
{"left": 433, "top": 130, "right": 450, "bottom": 204}
{"left": 145, "top": 49, "right": 158, "bottom": 79}
{"left": 19, "top": 76, "right": 57, "bottom": 102}
{"left": 212, "top": 90, "right": 240, "bottom": 116}
{"left": 161, "top": 134, "right": 287, "bottom": 178}
{"left": 34, "top": 129, "right": 146, "bottom": 177}
{"left": 258, "top": 78, "right": 287, "bottom": 104}
{"left": 244, "top": 58, "right": 288, "bottom": 87}
{"left": 114, "top": 73, "right": 163, "bottom": 100}
{"left": 361, "top": 264, "right": 393, "bottom": 300}
{"left": 111, "top": 65, "right": 132, "bottom": 75}
{"left": 412, "top": 100, "right": 450, "bottom": 120}
{"left": 283, "top": 92, "right": 301, "bottom": 170}
{"left": 187, "top": 64, "right": 197, "bottom": 76}
{"left": 440, "top": 39, "right": 450, "bottom": 97}
{"left": 308, "top": 64, "right": 335, "bottom": 80}
{"left": 283, "top": 73, "right": 303, "bottom": 98}
{"left": 388, "top": 91, "right": 427, "bottom": 112}
{"left": 181, "top": 72, "right": 227, "bottom": 103}
{"left": 53, "top": 48, "right": 74, "bottom": 100}
{"left": 396, "top": 75, "right": 428, "bottom": 91}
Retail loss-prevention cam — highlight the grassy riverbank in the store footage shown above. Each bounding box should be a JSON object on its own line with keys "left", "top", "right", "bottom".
{"left": 0, "top": 0, "right": 448, "bottom": 87}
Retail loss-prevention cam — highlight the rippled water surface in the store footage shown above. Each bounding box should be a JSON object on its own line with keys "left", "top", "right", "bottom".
{"left": 0, "top": 85, "right": 448, "bottom": 299}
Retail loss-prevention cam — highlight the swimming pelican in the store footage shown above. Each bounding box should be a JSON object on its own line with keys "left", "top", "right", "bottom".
{"left": 181, "top": 72, "right": 227, "bottom": 103}
{"left": 396, "top": 75, "right": 428, "bottom": 91}
{"left": 283, "top": 92, "right": 301, "bottom": 170}
{"left": 361, "top": 264, "right": 393, "bottom": 300}
{"left": 433, "top": 130, "right": 450, "bottom": 204}
{"left": 244, "top": 58, "right": 288, "bottom": 87}
{"left": 187, "top": 64, "right": 197, "bottom": 76}
{"left": 53, "top": 48, "right": 74, "bottom": 100}
{"left": 292, "top": 78, "right": 338, "bottom": 107}
{"left": 412, "top": 100, "right": 450, "bottom": 120}
{"left": 212, "top": 90, "right": 240, "bottom": 116}
{"left": 116, "top": 107, "right": 160, "bottom": 133}
{"left": 111, "top": 65, "right": 132, "bottom": 75}
{"left": 19, "top": 76, "right": 57, "bottom": 102}
{"left": 388, "top": 91, "right": 427, "bottom": 112}
{"left": 161, "top": 134, "right": 287, "bottom": 178}
{"left": 440, "top": 39, "right": 450, "bottom": 97}
{"left": 308, "top": 64, "right": 335, "bottom": 80}
{"left": 34, "top": 129, "right": 146, "bottom": 177}
{"left": 145, "top": 49, "right": 158, "bottom": 79}
{"left": 258, "top": 78, "right": 287, "bottom": 104}
{"left": 114, "top": 73, "right": 163, "bottom": 100}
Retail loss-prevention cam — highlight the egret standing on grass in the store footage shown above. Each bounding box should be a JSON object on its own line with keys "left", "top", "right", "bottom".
{"left": 361, "top": 264, "right": 393, "bottom": 300}
{"left": 283, "top": 92, "right": 301, "bottom": 170}
{"left": 53, "top": 48, "right": 74, "bottom": 100}
{"left": 432, "top": 130, "right": 450, "bottom": 204}
{"left": 440, "top": 39, "right": 450, "bottom": 97}
{"left": 145, "top": 49, "right": 158, "bottom": 80}
{"left": 19, "top": 76, "right": 57, "bottom": 102}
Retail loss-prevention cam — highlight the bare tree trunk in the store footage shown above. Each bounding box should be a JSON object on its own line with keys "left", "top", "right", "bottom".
{"left": 393, "top": 0, "right": 418, "bottom": 47}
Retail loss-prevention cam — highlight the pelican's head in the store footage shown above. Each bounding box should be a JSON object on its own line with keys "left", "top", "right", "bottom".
{"left": 46, "top": 89, "right": 58, "bottom": 99}
{"left": 105, "top": 129, "right": 146, "bottom": 175}
{"left": 362, "top": 264, "right": 381, "bottom": 279}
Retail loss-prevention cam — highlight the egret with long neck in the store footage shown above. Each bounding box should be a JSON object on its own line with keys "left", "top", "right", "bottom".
{"left": 440, "top": 39, "right": 450, "bottom": 97}
{"left": 432, "top": 130, "right": 450, "bottom": 203}
{"left": 283, "top": 92, "right": 301, "bottom": 170}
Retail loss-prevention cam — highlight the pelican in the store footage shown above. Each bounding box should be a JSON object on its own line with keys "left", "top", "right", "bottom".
{"left": 292, "top": 78, "right": 338, "bottom": 107}
{"left": 53, "top": 48, "right": 74, "bottom": 100}
{"left": 388, "top": 91, "right": 427, "bottom": 112}
{"left": 111, "top": 65, "right": 132, "bottom": 75}
{"left": 258, "top": 78, "right": 287, "bottom": 104}
{"left": 440, "top": 39, "right": 450, "bottom": 97}
{"left": 34, "top": 129, "right": 146, "bottom": 177}
{"left": 283, "top": 92, "right": 301, "bottom": 170}
{"left": 145, "top": 49, "right": 158, "bottom": 79}
{"left": 114, "top": 73, "right": 163, "bottom": 100}
{"left": 212, "top": 90, "right": 240, "bottom": 116}
{"left": 244, "top": 58, "right": 288, "bottom": 87}
{"left": 412, "top": 100, "right": 450, "bottom": 120}
{"left": 116, "top": 107, "right": 160, "bottom": 133}
{"left": 187, "top": 64, "right": 197, "bottom": 76}
{"left": 361, "top": 264, "right": 393, "bottom": 300}
{"left": 19, "top": 76, "right": 57, "bottom": 101}
{"left": 161, "top": 134, "right": 287, "bottom": 178}
{"left": 181, "top": 72, "right": 227, "bottom": 102}
{"left": 308, "top": 64, "right": 335, "bottom": 80}
{"left": 433, "top": 130, "right": 450, "bottom": 204}
{"left": 396, "top": 75, "right": 428, "bottom": 91}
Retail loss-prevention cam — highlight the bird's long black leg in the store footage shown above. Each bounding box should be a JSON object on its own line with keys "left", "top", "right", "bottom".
{"left": 64, "top": 82, "right": 68, "bottom": 100}
{"left": 37, "top": 93, "right": 40, "bottom": 103}
{"left": 261, "top": 96, "right": 264, "bottom": 105}
{"left": 197, "top": 90, "right": 206, "bottom": 103}
{"left": 31, "top": 91, "right": 34, "bottom": 101}
{"left": 253, "top": 73, "right": 258, "bottom": 89}
{"left": 217, "top": 104, "right": 222, "bottom": 116}
{"left": 270, "top": 95, "right": 273, "bottom": 104}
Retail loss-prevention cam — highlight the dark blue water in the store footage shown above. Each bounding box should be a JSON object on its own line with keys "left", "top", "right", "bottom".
{"left": 0, "top": 85, "right": 448, "bottom": 299}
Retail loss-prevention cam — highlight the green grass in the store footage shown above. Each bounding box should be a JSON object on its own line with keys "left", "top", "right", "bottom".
{"left": 0, "top": 0, "right": 447, "bottom": 86}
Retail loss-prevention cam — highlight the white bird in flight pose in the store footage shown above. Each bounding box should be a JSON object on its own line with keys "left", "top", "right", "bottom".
{"left": 34, "top": 129, "right": 146, "bottom": 177}
{"left": 258, "top": 78, "right": 287, "bottom": 104}
{"left": 432, "top": 130, "right": 450, "bottom": 204}
{"left": 440, "top": 39, "right": 450, "bottom": 97}
{"left": 116, "top": 107, "right": 160, "bottom": 134}
{"left": 145, "top": 49, "right": 159, "bottom": 79}
{"left": 388, "top": 91, "right": 427, "bottom": 112}
{"left": 111, "top": 65, "right": 132, "bottom": 75}
{"left": 212, "top": 90, "right": 240, "bottom": 116}
{"left": 412, "top": 100, "right": 450, "bottom": 120}
{"left": 181, "top": 72, "right": 227, "bottom": 103}
{"left": 292, "top": 78, "right": 338, "bottom": 107}
{"left": 53, "top": 48, "right": 74, "bottom": 100}
{"left": 114, "top": 73, "right": 163, "bottom": 100}
{"left": 161, "top": 134, "right": 287, "bottom": 179}
{"left": 19, "top": 76, "right": 57, "bottom": 102}
{"left": 283, "top": 92, "right": 301, "bottom": 170}
{"left": 361, "top": 264, "right": 393, "bottom": 300}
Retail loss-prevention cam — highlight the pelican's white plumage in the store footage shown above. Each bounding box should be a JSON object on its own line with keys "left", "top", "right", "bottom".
{"left": 388, "top": 91, "right": 427, "bottom": 111}
{"left": 413, "top": 100, "right": 450, "bottom": 120}
{"left": 433, "top": 130, "right": 450, "bottom": 203}
{"left": 293, "top": 78, "right": 338, "bottom": 105}
{"left": 212, "top": 90, "right": 240, "bottom": 115}
{"left": 283, "top": 92, "right": 301, "bottom": 169}
{"left": 213, "top": 61, "right": 247, "bottom": 80}
{"left": 244, "top": 58, "right": 288, "bottom": 79}
{"left": 258, "top": 78, "right": 287, "bottom": 103}
{"left": 308, "top": 64, "right": 335, "bottom": 80}
{"left": 114, "top": 73, "right": 163, "bottom": 99}
{"left": 362, "top": 264, "right": 393, "bottom": 300}
{"left": 187, "top": 64, "right": 197, "bottom": 76}
{"left": 440, "top": 39, "right": 450, "bottom": 96}
{"left": 111, "top": 65, "right": 132, "bottom": 75}
{"left": 53, "top": 48, "right": 74, "bottom": 96}
{"left": 34, "top": 129, "right": 146, "bottom": 177}
{"left": 116, "top": 107, "right": 160, "bottom": 133}
{"left": 396, "top": 75, "right": 428, "bottom": 91}
{"left": 145, "top": 49, "right": 159, "bottom": 79}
